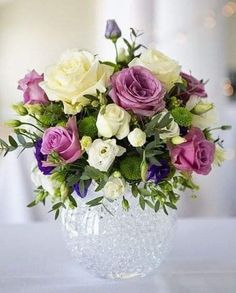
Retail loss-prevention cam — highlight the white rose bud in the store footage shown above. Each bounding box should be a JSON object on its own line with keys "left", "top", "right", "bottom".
{"left": 128, "top": 128, "right": 146, "bottom": 147}
{"left": 103, "top": 177, "right": 126, "bottom": 200}
{"left": 87, "top": 139, "right": 126, "bottom": 172}
{"left": 96, "top": 104, "right": 131, "bottom": 139}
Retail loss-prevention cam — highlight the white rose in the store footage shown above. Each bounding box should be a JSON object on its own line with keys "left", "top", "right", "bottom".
{"left": 157, "top": 111, "right": 180, "bottom": 140}
{"left": 186, "top": 95, "right": 218, "bottom": 129}
{"left": 128, "top": 128, "right": 146, "bottom": 147}
{"left": 31, "top": 166, "right": 59, "bottom": 196}
{"left": 96, "top": 104, "right": 131, "bottom": 139}
{"left": 103, "top": 177, "right": 126, "bottom": 200}
{"left": 87, "top": 139, "right": 126, "bottom": 172}
{"left": 129, "top": 49, "right": 182, "bottom": 91}
{"left": 40, "top": 49, "right": 113, "bottom": 114}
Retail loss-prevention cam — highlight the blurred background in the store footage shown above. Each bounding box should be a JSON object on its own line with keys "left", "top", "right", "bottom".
{"left": 0, "top": 0, "right": 235, "bottom": 223}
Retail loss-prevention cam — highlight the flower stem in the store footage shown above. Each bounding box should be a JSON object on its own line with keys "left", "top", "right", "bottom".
{"left": 21, "top": 122, "right": 44, "bottom": 133}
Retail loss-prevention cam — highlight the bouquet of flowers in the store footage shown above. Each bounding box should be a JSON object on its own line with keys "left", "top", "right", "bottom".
{"left": 0, "top": 20, "right": 230, "bottom": 219}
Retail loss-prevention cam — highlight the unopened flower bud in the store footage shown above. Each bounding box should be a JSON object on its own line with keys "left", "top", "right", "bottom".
{"left": 171, "top": 136, "right": 187, "bottom": 145}
{"left": 5, "top": 120, "right": 22, "bottom": 128}
{"left": 81, "top": 136, "right": 92, "bottom": 150}
{"left": 60, "top": 183, "right": 69, "bottom": 201}
{"left": 192, "top": 102, "right": 214, "bottom": 115}
{"left": 91, "top": 100, "right": 99, "bottom": 108}
{"left": 105, "top": 19, "right": 121, "bottom": 41}
{"left": 141, "top": 159, "right": 148, "bottom": 182}
{"left": 12, "top": 103, "right": 28, "bottom": 116}
{"left": 113, "top": 171, "right": 121, "bottom": 178}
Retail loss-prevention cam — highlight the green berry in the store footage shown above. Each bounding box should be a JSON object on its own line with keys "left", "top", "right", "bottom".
{"left": 79, "top": 116, "right": 97, "bottom": 139}
{"left": 171, "top": 107, "right": 192, "bottom": 127}
{"left": 119, "top": 156, "right": 142, "bottom": 181}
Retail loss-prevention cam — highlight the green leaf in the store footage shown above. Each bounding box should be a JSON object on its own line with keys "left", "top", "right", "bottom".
{"left": 154, "top": 200, "right": 160, "bottom": 212}
{"left": 83, "top": 166, "right": 104, "bottom": 181}
{"left": 0, "top": 138, "right": 9, "bottom": 148}
{"left": 17, "top": 134, "right": 26, "bottom": 145}
{"left": 163, "top": 205, "right": 168, "bottom": 215}
{"left": 8, "top": 136, "right": 18, "bottom": 148}
{"left": 68, "top": 195, "right": 77, "bottom": 208}
{"left": 95, "top": 179, "right": 107, "bottom": 192}
{"left": 83, "top": 94, "right": 97, "bottom": 101}
{"left": 158, "top": 112, "right": 172, "bottom": 129}
{"left": 48, "top": 202, "right": 65, "bottom": 213}
{"left": 138, "top": 188, "right": 150, "bottom": 197}
{"left": 86, "top": 196, "right": 104, "bottom": 207}
{"left": 27, "top": 200, "right": 37, "bottom": 208}
{"left": 55, "top": 209, "right": 60, "bottom": 220}
{"left": 139, "top": 196, "right": 145, "bottom": 210}
{"left": 123, "top": 38, "right": 132, "bottom": 50}
{"left": 165, "top": 202, "right": 177, "bottom": 210}
{"left": 145, "top": 199, "right": 154, "bottom": 209}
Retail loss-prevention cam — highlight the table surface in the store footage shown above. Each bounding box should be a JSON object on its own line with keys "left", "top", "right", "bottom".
{"left": 0, "top": 218, "right": 236, "bottom": 293}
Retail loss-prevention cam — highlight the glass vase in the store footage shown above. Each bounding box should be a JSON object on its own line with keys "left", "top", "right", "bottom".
{"left": 61, "top": 190, "right": 177, "bottom": 279}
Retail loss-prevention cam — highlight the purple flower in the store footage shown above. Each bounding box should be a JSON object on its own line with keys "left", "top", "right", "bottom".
{"left": 73, "top": 180, "right": 91, "bottom": 198}
{"left": 110, "top": 66, "right": 166, "bottom": 117}
{"left": 34, "top": 139, "right": 54, "bottom": 175}
{"left": 147, "top": 160, "right": 170, "bottom": 184}
{"left": 18, "top": 70, "right": 49, "bottom": 105}
{"left": 179, "top": 72, "right": 207, "bottom": 102}
{"left": 105, "top": 19, "right": 121, "bottom": 40}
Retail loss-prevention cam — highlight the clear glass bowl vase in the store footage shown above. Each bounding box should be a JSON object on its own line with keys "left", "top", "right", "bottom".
{"left": 61, "top": 191, "right": 177, "bottom": 279}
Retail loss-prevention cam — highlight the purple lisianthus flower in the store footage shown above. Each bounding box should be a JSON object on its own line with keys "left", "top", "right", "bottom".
{"left": 34, "top": 139, "right": 54, "bottom": 175}
{"left": 73, "top": 180, "right": 91, "bottom": 198}
{"left": 147, "top": 160, "right": 170, "bottom": 184}
{"left": 18, "top": 69, "right": 49, "bottom": 105}
{"left": 105, "top": 19, "right": 121, "bottom": 40}
{"left": 179, "top": 72, "right": 207, "bottom": 102}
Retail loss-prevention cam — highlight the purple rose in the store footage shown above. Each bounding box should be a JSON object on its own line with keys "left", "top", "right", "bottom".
{"left": 179, "top": 72, "right": 207, "bottom": 102}
{"left": 147, "top": 160, "right": 170, "bottom": 184}
{"left": 170, "top": 127, "right": 215, "bottom": 175}
{"left": 18, "top": 69, "right": 49, "bottom": 105}
{"left": 41, "top": 117, "right": 82, "bottom": 165}
{"left": 110, "top": 66, "right": 166, "bottom": 117}
{"left": 105, "top": 19, "right": 121, "bottom": 40}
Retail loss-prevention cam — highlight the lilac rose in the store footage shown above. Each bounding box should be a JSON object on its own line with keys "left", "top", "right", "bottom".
{"left": 18, "top": 69, "right": 49, "bottom": 104}
{"left": 179, "top": 72, "right": 207, "bottom": 102}
{"left": 169, "top": 127, "right": 215, "bottom": 175}
{"left": 110, "top": 66, "right": 166, "bottom": 117}
{"left": 41, "top": 117, "right": 82, "bottom": 165}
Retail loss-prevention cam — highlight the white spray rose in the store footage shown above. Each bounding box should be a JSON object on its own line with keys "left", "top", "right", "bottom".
{"left": 87, "top": 139, "right": 126, "bottom": 172}
{"left": 96, "top": 104, "right": 131, "bottom": 139}
{"left": 157, "top": 111, "right": 180, "bottom": 140}
{"left": 128, "top": 128, "right": 146, "bottom": 147}
{"left": 103, "top": 176, "right": 126, "bottom": 200}
{"left": 40, "top": 50, "right": 113, "bottom": 114}
{"left": 186, "top": 95, "right": 218, "bottom": 129}
{"left": 129, "top": 49, "right": 182, "bottom": 91}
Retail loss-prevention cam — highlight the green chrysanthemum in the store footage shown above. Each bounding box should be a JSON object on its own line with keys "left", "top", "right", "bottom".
{"left": 79, "top": 116, "right": 97, "bottom": 139}
{"left": 119, "top": 156, "right": 142, "bottom": 181}
{"left": 171, "top": 107, "right": 192, "bottom": 127}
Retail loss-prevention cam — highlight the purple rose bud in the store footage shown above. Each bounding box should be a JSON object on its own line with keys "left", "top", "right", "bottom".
{"left": 105, "top": 19, "right": 121, "bottom": 40}
{"left": 73, "top": 180, "right": 91, "bottom": 198}
{"left": 18, "top": 70, "right": 49, "bottom": 105}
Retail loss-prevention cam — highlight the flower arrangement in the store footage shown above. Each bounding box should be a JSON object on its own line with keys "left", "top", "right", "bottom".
{"left": 0, "top": 20, "right": 230, "bottom": 219}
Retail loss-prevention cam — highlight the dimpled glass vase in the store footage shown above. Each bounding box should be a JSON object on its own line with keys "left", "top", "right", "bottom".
{"left": 61, "top": 191, "right": 177, "bottom": 279}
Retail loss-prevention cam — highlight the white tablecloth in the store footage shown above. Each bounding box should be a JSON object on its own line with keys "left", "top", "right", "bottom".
{"left": 0, "top": 219, "right": 236, "bottom": 293}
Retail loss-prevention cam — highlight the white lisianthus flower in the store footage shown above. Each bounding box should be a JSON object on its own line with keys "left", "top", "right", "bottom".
{"left": 157, "top": 111, "right": 180, "bottom": 140}
{"left": 129, "top": 49, "right": 182, "bottom": 91}
{"left": 31, "top": 166, "right": 59, "bottom": 196}
{"left": 103, "top": 176, "right": 126, "bottom": 200}
{"left": 213, "top": 145, "right": 235, "bottom": 166}
{"left": 186, "top": 95, "right": 218, "bottom": 129}
{"left": 96, "top": 104, "right": 131, "bottom": 139}
{"left": 87, "top": 139, "right": 126, "bottom": 172}
{"left": 40, "top": 49, "right": 113, "bottom": 114}
{"left": 128, "top": 128, "right": 146, "bottom": 147}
